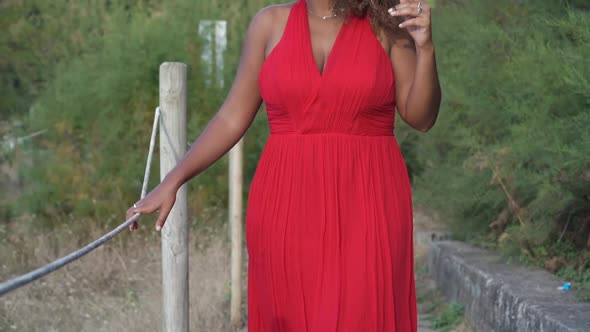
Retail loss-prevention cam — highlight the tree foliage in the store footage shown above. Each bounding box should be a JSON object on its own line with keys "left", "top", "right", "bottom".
{"left": 397, "top": 0, "right": 590, "bottom": 287}
{"left": 2, "top": 0, "right": 270, "bottom": 226}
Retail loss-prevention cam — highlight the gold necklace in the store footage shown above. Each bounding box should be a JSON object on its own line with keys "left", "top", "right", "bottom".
{"left": 306, "top": 1, "right": 340, "bottom": 20}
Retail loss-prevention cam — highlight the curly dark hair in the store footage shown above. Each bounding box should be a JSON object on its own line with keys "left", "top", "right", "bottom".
{"left": 332, "top": 0, "right": 408, "bottom": 41}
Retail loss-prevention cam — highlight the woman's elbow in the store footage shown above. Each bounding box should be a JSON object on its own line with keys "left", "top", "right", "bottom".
{"left": 415, "top": 113, "right": 439, "bottom": 132}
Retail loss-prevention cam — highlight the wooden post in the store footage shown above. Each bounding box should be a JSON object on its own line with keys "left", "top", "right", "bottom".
{"left": 159, "top": 62, "right": 189, "bottom": 332}
{"left": 200, "top": 19, "right": 243, "bottom": 327}
{"left": 229, "top": 138, "right": 244, "bottom": 328}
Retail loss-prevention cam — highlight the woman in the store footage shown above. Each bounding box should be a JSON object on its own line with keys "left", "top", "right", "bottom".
{"left": 127, "top": 0, "right": 441, "bottom": 330}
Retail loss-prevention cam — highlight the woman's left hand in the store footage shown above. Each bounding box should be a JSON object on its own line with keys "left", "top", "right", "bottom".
{"left": 388, "top": 0, "right": 433, "bottom": 49}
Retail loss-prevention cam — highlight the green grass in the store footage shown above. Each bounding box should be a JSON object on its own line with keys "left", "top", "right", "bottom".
{"left": 430, "top": 303, "right": 465, "bottom": 331}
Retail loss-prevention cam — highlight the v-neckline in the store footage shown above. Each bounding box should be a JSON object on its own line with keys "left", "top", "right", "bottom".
{"left": 302, "top": 0, "right": 347, "bottom": 79}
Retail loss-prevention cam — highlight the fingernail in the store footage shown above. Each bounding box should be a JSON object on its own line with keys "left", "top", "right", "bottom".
{"left": 156, "top": 225, "right": 161, "bottom": 231}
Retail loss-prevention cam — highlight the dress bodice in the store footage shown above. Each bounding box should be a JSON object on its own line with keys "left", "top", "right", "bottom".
{"left": 258, "top": 0, "right": 396, "bottom": 136}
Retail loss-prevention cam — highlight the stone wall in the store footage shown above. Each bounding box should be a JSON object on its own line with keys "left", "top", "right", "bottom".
{"left": 428, "top": 241, "right": 590, "bottom": 332}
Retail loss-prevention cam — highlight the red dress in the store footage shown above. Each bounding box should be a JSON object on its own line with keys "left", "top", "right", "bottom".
{"left": 246, "top": 0, "right": 417, "bottom": 330}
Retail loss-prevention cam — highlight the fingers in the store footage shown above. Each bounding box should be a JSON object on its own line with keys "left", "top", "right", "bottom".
{"left": 154, "top": 204, "right": 173, "bottom": 232}
{"left": 388, "top": 1, "right": 431, "bottom": 18}
{"left": 126, "top": 204, "right": 141, "bottom": 232}
{"left": 125, "top": 183, "right": 177, "bottom": 233}
{"left": 398, "top": 16, "right": 429, "bottom": 29}
{"left": 126, "top": 201, "right": 166, "bottom": 232}
{"left": 126, "top": 200, "right": 152, "bottom": 232}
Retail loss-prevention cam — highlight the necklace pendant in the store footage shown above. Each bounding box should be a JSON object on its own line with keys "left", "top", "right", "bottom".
{"left": 306, "top": 3, "right": 338, "bottom": 20}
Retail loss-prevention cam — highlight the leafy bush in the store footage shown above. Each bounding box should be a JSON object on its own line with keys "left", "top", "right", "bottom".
{"left": 0, "top": 1, "right": 142, "bottom": 121}
{"left": 399, "top": 0, "right": 590, "bottom": 290}
{"left": 5, "top": 0, "right": 271, "bottom": 227}
{"left": 430, "top": 302, "right": 464, "bottom": 331}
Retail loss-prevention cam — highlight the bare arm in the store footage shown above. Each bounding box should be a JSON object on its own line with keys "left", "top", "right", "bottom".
{"left": 390, "top": 0, "right": 441, "bottom": 132}
{"left": 127, "top": 8, "right": 273, "bottom": 230}
{"left": 164, "top": 9, "right": 273, "bottom": 189}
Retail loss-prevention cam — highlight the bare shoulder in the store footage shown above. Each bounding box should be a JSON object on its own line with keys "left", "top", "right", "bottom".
{"left": 250, "top": 1, "right": 295, "bottom": 29}
{"left": 250, "top": 2, "right": 297, "bottom": 57}
{"left": 258, "top": 2, "right": 296, "bottom": 19}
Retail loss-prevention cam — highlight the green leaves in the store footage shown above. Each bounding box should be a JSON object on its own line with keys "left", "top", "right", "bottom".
{"left": 9, "top": 0, "right": 258, "bottom": 226}
{"left": 397, "top": 0, "right": 590, "bottom": 286}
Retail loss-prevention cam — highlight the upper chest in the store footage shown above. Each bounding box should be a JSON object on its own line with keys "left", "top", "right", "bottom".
{"left": 264, "top": 7, "right": 392, "bottom": 62}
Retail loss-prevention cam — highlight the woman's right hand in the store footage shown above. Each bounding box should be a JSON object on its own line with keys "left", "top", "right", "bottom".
{"left": 126, "top": 180, "right": 179, "bottom": 232}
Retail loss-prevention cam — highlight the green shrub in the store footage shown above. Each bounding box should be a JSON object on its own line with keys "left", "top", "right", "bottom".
{"left": 398, "top": 0, "right": 590, "bottom": 293}
{"left": 8, "top": 0, "right": 271, "bottom": 227}
{"left": 430, "top": 302, "right": 464, "bottom": 331}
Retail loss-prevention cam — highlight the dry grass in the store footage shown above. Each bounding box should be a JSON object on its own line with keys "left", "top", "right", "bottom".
{"left": 2, "top": 207, "right": 474, "bottom": 332}
{"left": 0, "top": 212, "right": 248, "bottom": 332}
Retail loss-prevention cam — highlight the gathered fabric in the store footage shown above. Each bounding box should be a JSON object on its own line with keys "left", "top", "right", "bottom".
{"left": 246, "top": 0, "right": 417, "bottom": 330}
